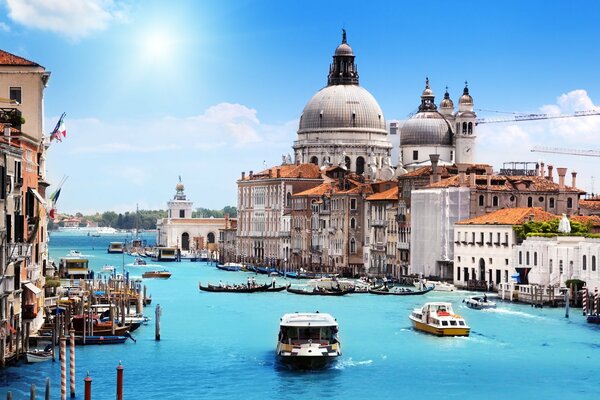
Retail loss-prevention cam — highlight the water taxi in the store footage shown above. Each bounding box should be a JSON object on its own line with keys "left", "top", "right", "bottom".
{"left": 414, "top": 279, "right": 456, "bottom": 292}
{"left": 142, "top": 270, "right": 172, "bottom": 279}
{"left": 154, "top": 247, "right": 178, "bottom": 262}
{"left": 463, "top": 295, "right": 497, "bottom": 310}
{"left": 276, "top": 312, "right": 341, "bottom": 369}
{"left": 409, "top": 302, "right": 470, "bottom": 337}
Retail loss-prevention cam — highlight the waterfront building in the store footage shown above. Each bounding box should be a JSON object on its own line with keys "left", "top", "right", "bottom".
{"left": 293, "top": 31, "right": 394, "bottom": 179}
{"left": 236, "top": 162, "right": 323, "bottom": 267}
{"left": 218, "top": 217, "right": 237, "bottom": 263}
{"left": 0, "top": 49, "right": 51, "bottom": 364}
{"left": 365, "top": 185, "right": 400, "bottom": 276}
{"left": 156, "top": 181, "right": 232, "bottom": 256}
{"left": 453, "top": 207, "right": 556, "bottom": 290}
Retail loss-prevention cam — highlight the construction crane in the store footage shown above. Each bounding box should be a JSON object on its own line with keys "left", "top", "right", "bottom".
{"left": 531, "top": 146, "right": 600, "bottom": 157}
{"left": 476, "top": 109, "right": 600, "bottom": 125}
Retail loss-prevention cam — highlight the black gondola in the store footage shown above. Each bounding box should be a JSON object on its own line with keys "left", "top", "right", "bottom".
{"left": 266, "top": 284, "right": 291, "bottom": 292}
{"left": 286, "top": 286, "right": 350, "bottom": 296}
{"left": 198, "top": 283, "right": 270, "bottom": 293}
{"left": 368, "top": 285, "right": 435, "bottom": 296}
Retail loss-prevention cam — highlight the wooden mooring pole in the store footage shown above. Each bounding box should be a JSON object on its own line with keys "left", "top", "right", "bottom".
{"left": 116, "top": 362, "right": 124, "bottom": 400}
{"left": 45, "top": 378, "right": 50, "bottom": 400}
{"left": 69, "top": 329, "right": 76, "bottom": 398}
{"left": 155, "top": 304, "right": 161, "bottom": 341}
{"left": 84, "top": 373, "right": 92, "bottom": 400}
{"left": 29, "top": 384, "right": 35, "bottom": 400}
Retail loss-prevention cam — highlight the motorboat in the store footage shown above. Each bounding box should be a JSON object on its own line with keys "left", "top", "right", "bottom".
{"left": 463, "top": 295, "right": 497, "bottom": 310}
{"left": 67, "top": 250, "right": 82, "bottom": 257}
{"left": 409, "top": 302, "right": 470, "bottom": 337}
{"left": 133, "top": 258, "right": 147, "bottom": 266}
{"left": 107, "top": 242, "right": 124, "bottom": 254}
{"left": 276, "top": 312, "right": 341, "bottom": 369}
{"left": 414, "top": 279, "right": 456, "bottom": 292}
{"left": 102, "top": 265, "right": 115, "bottom": 272}
{"left": 26, "top": 345, "right": 53, "bottom": 363}
{"left": 142, "top": 270, "right": 172, "bottom": 279}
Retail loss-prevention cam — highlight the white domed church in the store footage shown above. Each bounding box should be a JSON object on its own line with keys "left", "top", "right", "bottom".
{"left": 293, "top": 31, "right": 394, "bottom": 180}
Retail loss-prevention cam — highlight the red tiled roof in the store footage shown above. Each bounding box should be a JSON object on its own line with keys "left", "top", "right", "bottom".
{"left": 244, "top": 163, "right": 322, "bottom": 180}
{"left": 428, "top": 174, "right": 582, "bottom": 193}
{"left": 366, "top": 186, "right": 399, "bottom": 201}
{"left": 294, "top": 183, "right": 336, "bottom": 197}
{"left": 580, "top": 199, "right": 600, "bottom": 211}
{"left": 457, "top": 207, "right": 558, "bottom": 225}
{"left": 570, "top": 215, "right": 600, "bottom": 227}
{"left": 0, "top": 49, "right": 40, "bottom": 66}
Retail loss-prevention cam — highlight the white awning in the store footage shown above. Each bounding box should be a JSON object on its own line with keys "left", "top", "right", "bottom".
{"left": 22, "top": 281, "right": 42, "bottom": 296}
{"left": 28, "top": 188, "right": 46, "bottom": 206}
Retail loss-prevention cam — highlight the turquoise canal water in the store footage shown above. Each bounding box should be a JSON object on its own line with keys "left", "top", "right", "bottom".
{"left": 1, "top": 232, "right": 599, "bottom": 399}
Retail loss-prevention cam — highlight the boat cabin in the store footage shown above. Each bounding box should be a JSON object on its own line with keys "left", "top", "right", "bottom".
{"left": 107, "top": 242, "right": 124, "bottom": 254}
{"left": 278, "top": 313, "right": 339, "bottom": 345}
{"left": 59, "top": 257, "right": 90, "bottom": 279}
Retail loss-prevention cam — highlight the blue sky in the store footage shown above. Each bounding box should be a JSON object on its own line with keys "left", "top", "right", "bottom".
{"left": 1, "top": 0, "right": 600, "bottom": 213}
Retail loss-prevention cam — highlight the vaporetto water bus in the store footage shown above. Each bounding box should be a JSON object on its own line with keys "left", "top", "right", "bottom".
{"left": 276, "top": 312, "right": 341, "bottom": 369}
{"left": 409, "top": 302, "right": 470, "bottom": 337}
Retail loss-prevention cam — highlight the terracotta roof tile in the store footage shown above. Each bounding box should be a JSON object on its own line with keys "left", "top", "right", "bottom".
{"left": 457, "top": 207, "right": 557, "bottom": 225}
{"left": 245, "top": 163, "right": 322, "bottom": 180}
{"left": 580, "top": 199, "right": 600, "bottom": 211}
{"left": 366, "top": 186, "right": 399, "bottom": 201}
{"left": 0, "top": 49, "right": 40, "bottom": 66}
{"left": 570, "top": 215, "right": 600, "bottom": 227}
{"left": 294, "top": 183, "right": 335, "bottom": 197}
{"left": 427, "top": 174, "right": 583, "bottom": 193}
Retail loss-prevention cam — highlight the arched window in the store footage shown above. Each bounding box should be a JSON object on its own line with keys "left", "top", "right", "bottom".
{"left": 533, "top": 252, "right": 537, "bottom": 266}
{"left": 593, "top": 256, "right": 597, "bottom": 271}
{"left": 519, "top": 251, "right": 522, "bottom": 264}
{"left": 345, "top": 156, "right": 351, "bottom": 170}
{"left": 350, "top": 218, "right": 356, "bottom": 229}
{"left": 356, "top": 157, "right": 365, "bottom": 175}
{"left": 567, "top": 198, "right": 573, "bottom": 209}
{"left": 526, "top": 252, "right": 530, "bottom": 265}
{"left": 181, "top": 232, "right": 190, "bottom": 251}
{"left": 468, "top": 122, "right": 473, "bottom": 134}
{"left": 207, "top": 232, "right": 215, "bottom": 244}
{"left": 583, "top": 255, "right": 587, "bottom": 270}
{"left": 310, "top": 156, "right": 318, "bottom": 165}
{"left": 462, "top": 122, "right": 467, "bottom": 134}
{"left": 492, "top": 196, "right": 499, "bottom": 207}
{"left": 527, "top": 197, "right": 533, "bottom": 207}
{"left": 478, "top": 195, "right": 484, "bottom": 207}
{"left": 350, "top": 238, "right": 356, "bottom": 253}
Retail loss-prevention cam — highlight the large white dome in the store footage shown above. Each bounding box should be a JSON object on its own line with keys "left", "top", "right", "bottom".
{"left": 298, "top": 85, "right": 386, "bottom": 133}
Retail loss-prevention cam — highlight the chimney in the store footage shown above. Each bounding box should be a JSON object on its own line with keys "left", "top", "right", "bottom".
{"left": 540, "top": 162, "right": 545, "bottom": 178}
{"left": 485, "top": 166, "right": 493, "bottom": 189}
{"left": 572, "top": 171, "right": 577, "bottom": 188}
{"left": 557, "top": 167, "right": 567, "bottom": 190}
{"left": 429, "top": 154, "right": 440, "bottom": 184}
{"left": 457, "top": 163, "right": 468, "bottom": 187}
{"left": 269, "top": 169, "right": 272, "bottom": 178}
{"left": 469, "top": 172, "right": 476, "bottom": 188}
{"left": 547, "top": 165, "right": 553, "bottom": 181}
{"left": 276, "top": 168, "right": 281, "bottom": 178}
{"left": 224, "top": 213, "right": 230, "bottom": 228}
{"left": 249, "top": 170, "right": 253, "bottom": 179}
{"left": 298, "top": 171, "right": 303, "bottom": 178}
{"left": 241, "top": 171, "right": 246, "bottom": 180}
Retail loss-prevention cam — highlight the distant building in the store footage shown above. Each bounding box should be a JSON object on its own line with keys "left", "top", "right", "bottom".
{"left": 156, "top": 181, "right": 232, "bottom": 256}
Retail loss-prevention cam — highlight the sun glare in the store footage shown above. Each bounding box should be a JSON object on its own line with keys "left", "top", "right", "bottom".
{"left": 141, "top": 31, "right": 177, "bottom": 64}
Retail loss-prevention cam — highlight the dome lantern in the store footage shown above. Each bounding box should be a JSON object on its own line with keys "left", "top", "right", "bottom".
{"left": 328, "top": 29, "right": 359, "bottom": 86}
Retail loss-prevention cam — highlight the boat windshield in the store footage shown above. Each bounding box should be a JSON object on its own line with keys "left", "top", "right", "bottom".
{"left": 279, "top": 326, "right": 338, "bottom": 344}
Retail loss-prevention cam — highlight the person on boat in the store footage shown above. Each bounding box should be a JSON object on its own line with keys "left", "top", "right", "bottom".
{"left": 272, "top": 277, "right": 276, "bottom": 288}
{"left": 219, "top": 280, "right": 224, "bottom": 288}
{"left": 383, "top": 276, "right": 388, "bottom": 288}
{"left": 251, "top": 277, "right": 256, "bottom": 287}
{"left": 483, "top": 294, "right": 488, "bottom": 302}
{"left": 247, "top": 277, "right": 251, "bottom": 288}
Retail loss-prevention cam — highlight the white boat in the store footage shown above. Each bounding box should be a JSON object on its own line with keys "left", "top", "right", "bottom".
{"left": 463, "top": 295, "right": 497, "bottom": 310}
{"left": 409, "top": 302, "right": 470, "bottom": 337}
{"left": 276, "top": 312, "right": 341, "bottom": 369}
{"left": 26, "top": 346, "right": 53, "bottom": 363}
{"left": 102, "top": 265, "right": 115, "bottom": 272}
{"left": 414, "top": 279, "right": 456, "bottom": 292}
{"left": 67, "top": 250, "right": 82, "bottom": 257}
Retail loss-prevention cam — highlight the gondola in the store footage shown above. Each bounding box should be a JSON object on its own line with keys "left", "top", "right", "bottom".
{"left": 266, "top": 284, "right": 291, "bottom": 292}
{"left": 216, "top": 264, "right": 242, "bottom": 272}
{"left": 368, "top": 285, "right": 435, "bottom": 296}
{"left": 198, "top": 283, "right": 270, "bottom": 293}
{"left": 286, "top": 286, "right": 350, "bottom": 296}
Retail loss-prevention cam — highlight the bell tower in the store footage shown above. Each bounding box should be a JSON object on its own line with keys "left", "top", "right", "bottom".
{"left": 454, "top": 82, "right": 477, "bottom": 164}
{"left": 167, "top": 178, "right": 193, "bottom": 219}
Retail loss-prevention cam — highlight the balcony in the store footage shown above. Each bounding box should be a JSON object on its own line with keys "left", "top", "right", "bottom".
{"left": 398, "top": 242, "right": 410, "bottom": 250}
{"left": 371, "top": 219, "right": 387, "bottom": 227}
{"left": 8, "top": 243, "right": 32, "bottom": 260}
{"left": 371, "top": 243, "right": 386, "bottom": 251}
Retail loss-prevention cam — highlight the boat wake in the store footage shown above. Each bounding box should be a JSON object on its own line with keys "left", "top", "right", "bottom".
{"left": 484, "top": 307, "right": 544, "bottom": 320}
{"left": 333, "top": 357, "right": 373, "bottom": 370}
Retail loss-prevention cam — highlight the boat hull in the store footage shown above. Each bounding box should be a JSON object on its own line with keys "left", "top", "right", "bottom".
{"left": 276, "top": 342, "right": 340, "bottom": 369}
{"left": 75, "top": 335, "right": 128, "bottom": 345}
{"left": 277, "top": 354, "right": 337, "bottom": 370}
{"left": 26, "top": 351, "right": 52, "bottom": 363}
{"left": 409, "top": 317, "right": 470, "bottom": 337}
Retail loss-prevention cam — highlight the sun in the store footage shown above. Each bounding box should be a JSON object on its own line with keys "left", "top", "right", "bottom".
{"left": 140, "top": 31, "right": 177, "bottom": 63}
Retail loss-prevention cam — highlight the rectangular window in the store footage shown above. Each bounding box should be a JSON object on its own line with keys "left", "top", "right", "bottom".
{"left": 412, "top": 150, "right": 418, "bottom": 161}
{"left": 457, "top": 266, "right": 461, "bottom": 281}
{"left": 350, "top": 198, "right": 356, "bottom": 210}
{"left": 9, "top": 87, "right": 21, "bottom": 104}
{"left": 179, "top": 210, "right": 185, "bottom": 218}
{"left": 496, "top": 269, "right": 501, "bottom": 284}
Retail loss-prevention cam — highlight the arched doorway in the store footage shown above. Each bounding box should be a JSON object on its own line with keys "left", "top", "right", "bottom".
{"left": 479, "top": 258, "right": 486, "bottom": 281}
{"left": 181, "top": 232, "right": 190, "bottom": 251}
{"left": 207, "top": 232, "right": 215, "bottom": 244}
{"left": 356, "top": 156, "right": 365, "bottom": 175}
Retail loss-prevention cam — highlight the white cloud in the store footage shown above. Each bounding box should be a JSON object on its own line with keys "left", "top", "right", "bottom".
{"left": 5, "top": 0, "right": 127, "bottom": 39}
{"left": 477, "top": 89, "right": 600, "bottom": 194}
